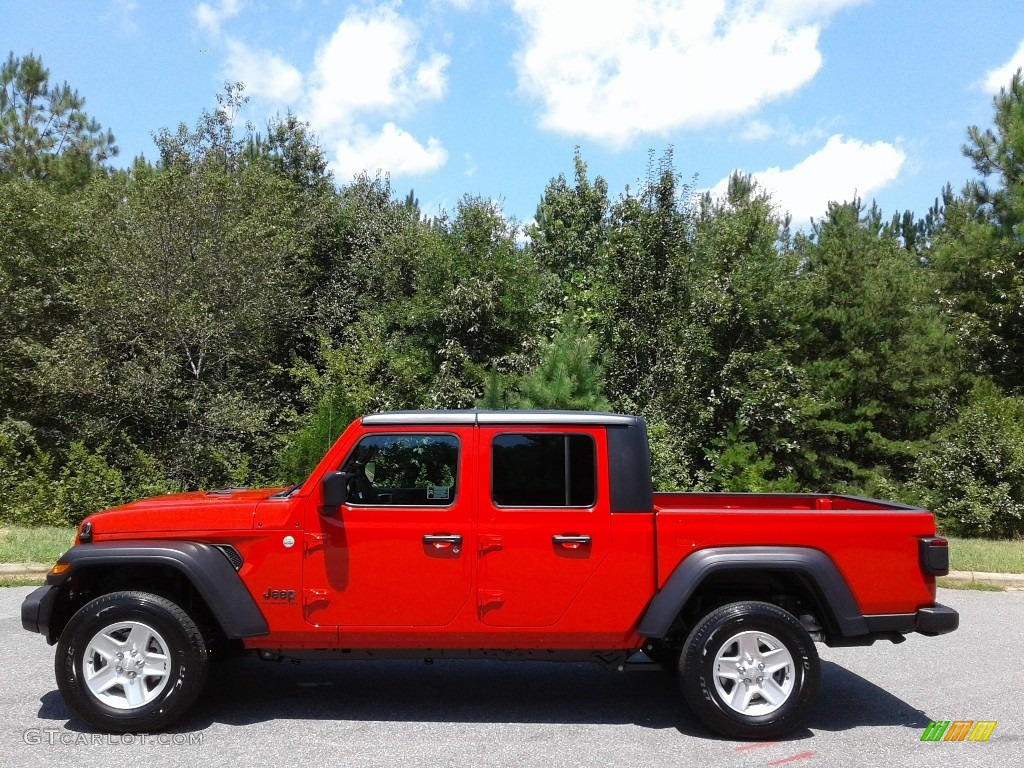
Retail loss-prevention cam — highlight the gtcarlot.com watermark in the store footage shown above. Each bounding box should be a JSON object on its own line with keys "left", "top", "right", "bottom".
{"left": 23, "top": 729, "right": 203, "bottom": 747}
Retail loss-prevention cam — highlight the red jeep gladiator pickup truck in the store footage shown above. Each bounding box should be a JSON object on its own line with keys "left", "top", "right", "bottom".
{"left": 22, "top": 410, "right": 957, "bottom": 738}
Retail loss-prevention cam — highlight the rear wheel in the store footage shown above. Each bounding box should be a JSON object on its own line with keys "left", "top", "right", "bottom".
{"left": 56, "top": 591, "right": 209, "bottom": 732}
{"left": 679, "top": 601, "right": 819, "bottom": 740}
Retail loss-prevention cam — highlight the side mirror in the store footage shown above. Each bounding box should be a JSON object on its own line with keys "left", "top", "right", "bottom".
{"left": 321, "top": 471, "right": 349, "bottom": 511}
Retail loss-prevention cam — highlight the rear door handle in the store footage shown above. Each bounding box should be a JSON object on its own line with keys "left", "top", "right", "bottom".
{"left": 423, "top": 534, "right": 462, "bottom": 550}
{"left": 553, "top": 534, "right": 591, "bottom": 548}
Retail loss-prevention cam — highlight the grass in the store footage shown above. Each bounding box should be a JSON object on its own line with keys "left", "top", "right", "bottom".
{"left": 937, "top": 578, "right": 1005, "bottom": 592}
{"left": 946, "top": 536, "right": 1024, "bottom": 574}
{"left": 0, "top": 525, "right": 75, "bottom": 565}
{"left": 0, "top": 576, "right": 45, "bottom": 588}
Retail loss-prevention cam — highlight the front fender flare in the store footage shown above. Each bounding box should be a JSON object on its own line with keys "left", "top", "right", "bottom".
{"left": 637, "top": 546, "right": 868, "bottom": 639}
{"left": 43, "top": 540, "right": 268, "bottom": 640}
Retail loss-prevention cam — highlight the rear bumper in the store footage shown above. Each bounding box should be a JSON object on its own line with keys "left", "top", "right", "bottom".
{"left": 859, "top": 602, "right": 959, "bottom": 639}
{"left": 915, "top": 603, "right": 959, "bottom": 636}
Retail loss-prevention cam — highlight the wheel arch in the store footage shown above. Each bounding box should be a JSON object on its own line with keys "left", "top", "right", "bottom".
{"left": 41, "top": 541, "right": 268, "bottom": 644}
{"left": 637, "top": 546, "right": 868, "bottom": 641}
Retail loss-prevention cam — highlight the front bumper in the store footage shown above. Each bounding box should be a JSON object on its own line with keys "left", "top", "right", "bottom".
{"left": 21, "top": 585, "right": 60, "bottom": 642}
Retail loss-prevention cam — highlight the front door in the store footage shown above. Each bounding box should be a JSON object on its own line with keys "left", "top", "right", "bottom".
{"left": 476, "top": 427, "right": 611, "bottom": 627}
{"left": 303, "top": 428, "right": 473, "bottom": 627}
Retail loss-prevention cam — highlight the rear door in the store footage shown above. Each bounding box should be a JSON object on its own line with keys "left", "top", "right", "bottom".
{"left": 476, "top": 426, "right": 611, "bottom": 627}
{"left": 303, "top": 426, "right": 473, "bottom": 627}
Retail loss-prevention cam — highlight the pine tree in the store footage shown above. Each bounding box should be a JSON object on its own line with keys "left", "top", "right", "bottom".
{"left": 932, "top": 69, "right": 1024, "bottom": 392}
{"left": 479, "top": 321, "right": 609, "bottom": 411}
{"left": 512, "top": 321, "right": 609, "bottom": 411}
{"left": 0, "top": 52, "right": 117, "bottom": 186}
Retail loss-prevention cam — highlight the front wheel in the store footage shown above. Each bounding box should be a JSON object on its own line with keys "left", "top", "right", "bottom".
{"left": 679, "top": 601, "right": 819, "bottom": 740}
{"left": 55, "top": 591, "right": 209, "bottom": 732}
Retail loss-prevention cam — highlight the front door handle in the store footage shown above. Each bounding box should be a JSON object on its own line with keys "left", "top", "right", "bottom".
{"left": 553, "top": 534, "right": 591, "bottom": 549}
{"left": 423, "top": 534, "right": 462, "bottom": 550}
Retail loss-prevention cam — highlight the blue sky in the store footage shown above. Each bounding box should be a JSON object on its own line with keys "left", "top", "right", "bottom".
{"left": 6, "top": 1, "right": 1024, "bottom": 228}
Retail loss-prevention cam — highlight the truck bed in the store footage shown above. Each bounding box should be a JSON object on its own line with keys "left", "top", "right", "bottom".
{"left": 653, "top": 491, "right": 920, "bottom": 512}
{"left": 652, "top": 492, "right": 938, "bottom": 615}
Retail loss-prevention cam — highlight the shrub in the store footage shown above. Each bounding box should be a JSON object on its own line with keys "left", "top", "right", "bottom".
{"left": 912, "top": 381, "right": 1024, "bottom": 538}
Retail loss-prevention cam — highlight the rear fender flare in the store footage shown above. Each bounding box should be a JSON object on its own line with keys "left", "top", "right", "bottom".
{"left": 637, "top": 546, "right": 868, "bottom": 639}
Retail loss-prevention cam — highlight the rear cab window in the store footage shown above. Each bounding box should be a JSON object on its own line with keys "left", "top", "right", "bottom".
{"left": 491, "top": 433, "right": 596, "bottom": 508}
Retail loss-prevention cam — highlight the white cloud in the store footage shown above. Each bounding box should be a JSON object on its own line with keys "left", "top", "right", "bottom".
{"left": 308, "top": 6, "right": 448, "bottom": 131}
{"left": 207, "top": 4, "right": 449, "bottom": 179}
{"left": 224, "top": 39, "right": 303, "bottom": 105}
{"left": 738, "top": 116, "right": 832, "bottom": 146}
{"left": 302, "top": 5, "right": 449, "bottom": 177}
{"left": 512, "top": 0, "right": 864, "bottom": 147}
{"left": 983, "top": 38, "right": 1024, "bottom": 93}
{"left": 332, "top": 123, "right": 448, "bottom": 178}
{"left": 106, "top": 0, "right": 139, "bottom": 36}
{"left": 739, "top": 119, "right": 778, "bottom": 142}
{"left": 711, "top": 134, "right": 905, "bottom": 225}
{"left": 194, "top": 0, "right": 243, "bottom": 36}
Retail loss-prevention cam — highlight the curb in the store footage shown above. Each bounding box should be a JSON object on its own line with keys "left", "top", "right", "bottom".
{"left": 0, "top": 563, "right": 50, "bottom": 580}
{"left": 942, "top": 570, "right": 1024, "bottom": 590}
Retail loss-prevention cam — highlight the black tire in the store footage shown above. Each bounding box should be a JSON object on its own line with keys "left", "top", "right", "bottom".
{"left": 679, "top": 601, "right": 819, "bottom": 740}
{"left": 55, "top": 591, "right": 209, "bottom": 732}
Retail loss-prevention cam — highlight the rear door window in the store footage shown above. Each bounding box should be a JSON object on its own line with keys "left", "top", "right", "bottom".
{"left": 491, "top": 433, "right": 596, "bottom": 507}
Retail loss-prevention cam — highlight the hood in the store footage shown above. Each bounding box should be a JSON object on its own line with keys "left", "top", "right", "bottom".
{"left": 82, "top": 488, "right": 283, "bottom": 536}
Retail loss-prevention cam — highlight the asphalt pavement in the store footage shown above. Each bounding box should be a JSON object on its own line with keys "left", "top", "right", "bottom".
{"left": 1, "top": 586, "right": 1019, "bottom": 768}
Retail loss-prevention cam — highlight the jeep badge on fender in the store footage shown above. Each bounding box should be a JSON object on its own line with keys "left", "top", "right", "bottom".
{"left": 262, "top": 588, "right": 296, "bottom": 603}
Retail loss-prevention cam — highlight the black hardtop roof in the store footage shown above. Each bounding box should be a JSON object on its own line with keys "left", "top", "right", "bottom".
{"left": 361, "top": 410, "right": 641, "bottom": 427}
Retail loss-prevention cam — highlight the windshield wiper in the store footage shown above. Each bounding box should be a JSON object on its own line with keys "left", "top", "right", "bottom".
{"left": 270, "top": 482, "right": 303, "bottom": 499}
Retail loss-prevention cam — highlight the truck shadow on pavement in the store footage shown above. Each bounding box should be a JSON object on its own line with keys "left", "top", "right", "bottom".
{"left": 37, "top": 659, "right": 930, "bottom": 739}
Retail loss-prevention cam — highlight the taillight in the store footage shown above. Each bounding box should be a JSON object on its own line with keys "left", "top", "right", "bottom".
{"left": 918, "top": 537, "right": 949, "bottom": 577}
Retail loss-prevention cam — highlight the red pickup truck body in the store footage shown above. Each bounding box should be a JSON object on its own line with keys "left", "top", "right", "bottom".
{"left": 21, "top": 411, "right": 957, "bottom": 737}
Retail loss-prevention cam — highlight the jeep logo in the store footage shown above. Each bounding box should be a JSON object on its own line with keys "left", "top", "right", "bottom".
{"left": 262, "top": 588, "right": 296, "bottom": 603}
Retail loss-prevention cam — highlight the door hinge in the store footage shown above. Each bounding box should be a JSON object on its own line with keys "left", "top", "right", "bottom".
{"left": 303, "top": 588, "right": 328, "bottom": 604}
{"left": 304, "top": 532, "right": 326, "bottom": 553}
{"left": 479, "top": 534, "right": 503, "bottom": 554}
{"left": 478, "top": 589, "right": 505, "bottom": 608}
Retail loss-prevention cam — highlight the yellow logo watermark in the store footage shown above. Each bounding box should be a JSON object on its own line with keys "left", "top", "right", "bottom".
{"left": 920, "top": 720, "right": 996, "bottom": 742}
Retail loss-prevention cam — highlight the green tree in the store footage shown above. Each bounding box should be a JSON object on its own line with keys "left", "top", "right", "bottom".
{"left": 912, "top": 379, "right": 1024, "bottom": 538}
{"left": 688, "top": 174, "right": 802, "bottom": 490}
{"left": 0, "top": 52, "right": 117, "bottom": 187}
{"left": 598, "top": 160, "right": 800, "bottom": 490}
{"left": 35, "top": 85, "right": 314, "bottom": 487}
{"left": 480, "top": 319, "right": 610, "bottom": 411}
{"left": 529, "top": 149, "right": 610, "bottom": 323}
{"left": 931, "top": 70, "right": 1024, "bottom": 392}
{"left": 404, "top": 196, "right": 543, "bottom": 407}
{"left": 791, "top": 200, "right": 962, "bottom": 491}
{"left": 0, "top": 179, "right": 89, "bottom": 439}
{"left": 280, "top": 191, "right": 544, "bottom": 476}
{"left": 598, "top": 151, "right": 693, "bottom": 423}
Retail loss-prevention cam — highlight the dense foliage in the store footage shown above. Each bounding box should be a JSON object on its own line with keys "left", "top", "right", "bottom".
{"left": 2, "top": 52, "right": 1024, "bottom": 537}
